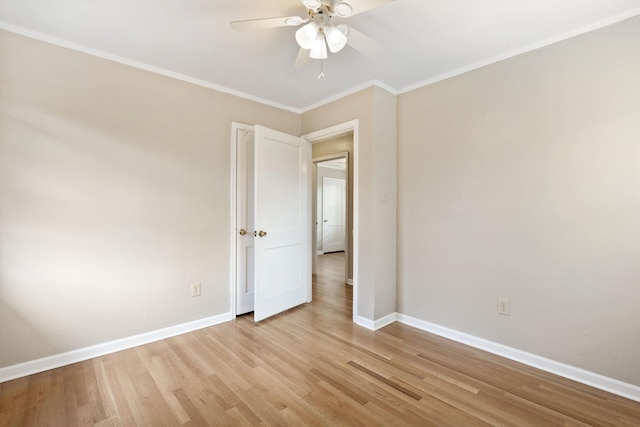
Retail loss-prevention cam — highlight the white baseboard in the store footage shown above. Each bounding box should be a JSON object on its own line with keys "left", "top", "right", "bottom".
{"left": 395, "top": 313, "right": 640, "bottom": 403}
{"left": 355, "top": 312, "right": 397, "bottom": 331}
{"left": 4, "top": 310, "right": 637, "bottom": 403}
{"left": 354, "top": 315, "right": 375, "bottom": 330}
{"left": 0, "top": 312, "right": 233, "bottom": 383}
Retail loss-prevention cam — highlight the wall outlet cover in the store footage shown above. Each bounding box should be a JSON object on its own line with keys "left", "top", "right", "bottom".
{"left": 497, "top": 298, "right": 510, "bottom": 315}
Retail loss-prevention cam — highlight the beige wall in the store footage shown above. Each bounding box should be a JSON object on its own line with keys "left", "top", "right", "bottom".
{"left": 372, "top": 87, "right": 397, "bottom": 319}
{"left": 397, "top": 16, "right": 640, "bottom": 385}
{"left": 0, "top": 30, "right": 299, "bottom": 367}
{"left": 312, "top": 135, "right": 354, "bottom": 280}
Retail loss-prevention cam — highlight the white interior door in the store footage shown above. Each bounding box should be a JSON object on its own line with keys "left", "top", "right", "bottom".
{"left": 253, "top": 125, "right": 311, "bottom": 322}
{"left": 322, "top": 177, "right": 346, "bottom": 253}
{"left": 236, "top": 130, "right": 255, "bottom": 315}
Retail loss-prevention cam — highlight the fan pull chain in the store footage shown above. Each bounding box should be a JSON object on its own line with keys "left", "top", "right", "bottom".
{"left": 318, "top": 59, "right": 325, "bottom": 81}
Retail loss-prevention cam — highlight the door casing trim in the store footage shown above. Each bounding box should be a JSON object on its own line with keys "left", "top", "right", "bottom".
{"left": 303, "top": 119, "right": 359, "bottom": 323}
{"left": 230, "top": 122, "right": 254, "bottom": 318}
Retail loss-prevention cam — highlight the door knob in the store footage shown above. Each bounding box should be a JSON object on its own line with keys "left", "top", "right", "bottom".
{"left": 258, "top": 230, "right": 268, "bottom": 237}
{"left": 239, "top": 229, "right": 247, "bottom": 236}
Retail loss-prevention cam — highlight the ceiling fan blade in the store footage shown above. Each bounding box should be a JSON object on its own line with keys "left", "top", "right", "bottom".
{"left": 339, "top": 0, "right": 395, "bottom": 17}
{"left": 230, "top": 16, "right": 301, "bottom": 31}
{"left": 345, "top": 26, "right": 379, "bottom": 58}
{"left": 294, "top": 47, "right": 312, "bottom": 69}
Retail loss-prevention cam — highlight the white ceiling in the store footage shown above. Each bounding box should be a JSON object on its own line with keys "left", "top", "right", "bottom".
{"left": 1, "top": 0, "right": 639, "bottom": 112}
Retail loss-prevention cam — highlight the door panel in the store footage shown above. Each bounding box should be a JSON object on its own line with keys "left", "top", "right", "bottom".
{"left": 322, "top": 176, "right": 346, "bottom": 253}
{"left": 254, "top": 125, "right": 311, "bottom": 322}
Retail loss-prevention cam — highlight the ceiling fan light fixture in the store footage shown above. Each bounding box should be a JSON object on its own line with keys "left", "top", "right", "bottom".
{"left": 334, "top": 1, "right": 353, "bottom": 18}
{"left": 324, "top": 25, "right": 347, "bottom": 53}
{"left": 302, "top": 0, "right": 322, "bottom": 10}
{"left": 310, "top": 33, "right": 328, "bottom": 59}
{"left": 295, "top": 22, "right": 319, "bottom": 49}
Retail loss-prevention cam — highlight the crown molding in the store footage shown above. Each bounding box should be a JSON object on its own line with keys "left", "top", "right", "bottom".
{"left": 0, "top": 22, "right": 302, "bottom": 114}
{"left": 299, "top": 80, "right": 397, "bottom": 113}
{"left": 398, "top": 7, "right": 640, "bottom": 95}
{"left": 0, "top": 22, "right": 399, "bottom": 115}
{"left": 3, "top": 8, "right": 639, "bottom": 119}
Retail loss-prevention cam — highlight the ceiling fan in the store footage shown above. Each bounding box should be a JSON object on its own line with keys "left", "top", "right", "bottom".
{"left": 230, "top": 0, "right": 394, "bottom": 69}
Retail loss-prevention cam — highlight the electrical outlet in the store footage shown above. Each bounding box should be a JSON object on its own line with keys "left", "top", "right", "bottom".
{"left": 191, "top": 283, "right": 202, "bottom": 297}
{"left": 497, "top": 298, "right": 510, "bottom": 315}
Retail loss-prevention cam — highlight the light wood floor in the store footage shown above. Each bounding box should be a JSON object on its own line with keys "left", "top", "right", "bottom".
{"left": 1, "top": 252, "right": 639, "bottom": 426}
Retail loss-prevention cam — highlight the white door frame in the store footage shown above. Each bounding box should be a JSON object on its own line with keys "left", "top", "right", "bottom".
{"left": 303, "top": 120, "right": 359, "bottom": 323}
{"left": 230, "top": 122, "right": 254, "bottom": 318}
{"left": 230, "top": 119, "right": 359, "bottom": 323}
{"left": 235, "top": 126, "right": 255, "bottom": 315}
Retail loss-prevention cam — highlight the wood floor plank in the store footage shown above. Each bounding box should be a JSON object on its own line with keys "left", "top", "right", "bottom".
{"left": 1, "top": 252, "right": 639, "bottom": 426}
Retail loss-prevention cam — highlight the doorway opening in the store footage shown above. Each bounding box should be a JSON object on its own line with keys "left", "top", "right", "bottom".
{"left": 313, "top": 151, "right": 352, "bottom": 319}
{"left": 303, "top": 121, "right": 359, "bottom": 323}
{"left": 312, "top": 148, "right": 352, "bottom": 288}
{"left": 316, "top": 157, "right": 347, "bottom": 256}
